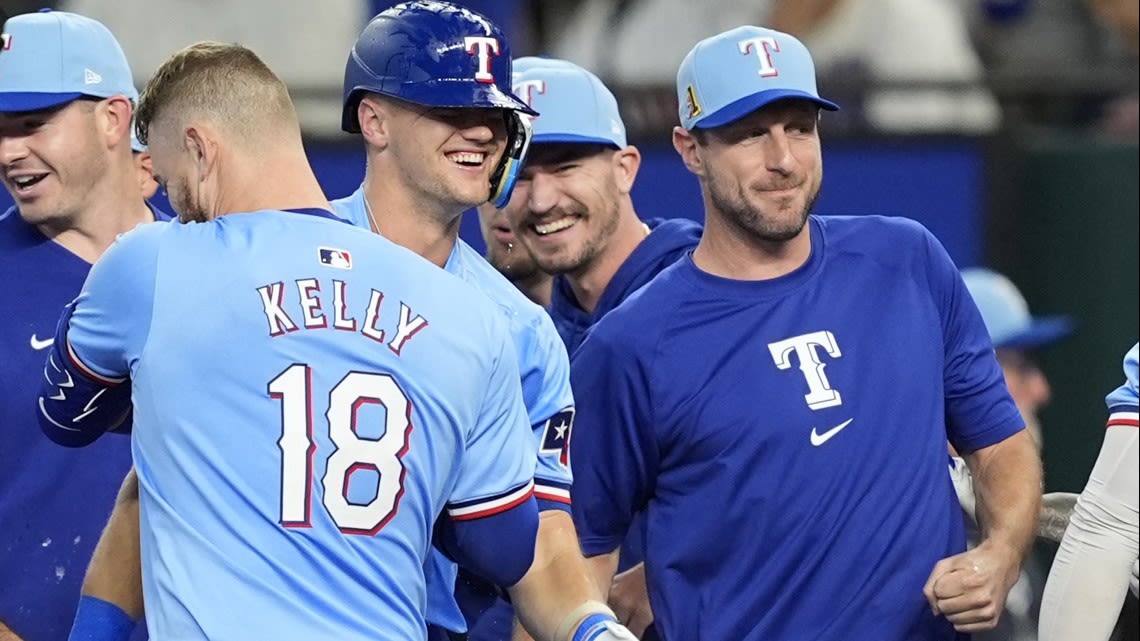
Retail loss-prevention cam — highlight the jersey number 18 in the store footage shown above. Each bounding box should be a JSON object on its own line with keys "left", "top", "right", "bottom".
{"left": 269, "top": 364, "right": 413, "bottom": 535}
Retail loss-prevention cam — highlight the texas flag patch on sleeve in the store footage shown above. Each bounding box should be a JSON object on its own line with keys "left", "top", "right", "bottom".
{"left": 540, "top": 407, "right": 575, "bottom": 467}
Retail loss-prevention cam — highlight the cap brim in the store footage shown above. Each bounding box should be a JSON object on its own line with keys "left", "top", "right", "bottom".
{"left": 694, "top": 89, "right": 839, "bottom": 129}
{"left": 0, "top": 91, "right": 84, "bottom": 113}
{"left": 532, "top": 133, "right": 622, "bottom": 147}
{"left": 994, "top": 316, "right": 1075, "bottom": 349}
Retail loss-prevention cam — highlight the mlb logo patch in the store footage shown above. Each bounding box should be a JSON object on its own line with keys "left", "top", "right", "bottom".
{"left": 540, "top": 407, "right": 575, "bottom": 467}
{"left": 318, "top": 247, "right": 352, "bottom": 270}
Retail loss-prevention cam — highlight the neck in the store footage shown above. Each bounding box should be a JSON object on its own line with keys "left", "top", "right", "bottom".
{"left": 37, "top": 158, "right": 155, "bottom": 264}
{"left": 692, "top": 209, "right": 812, "bottom": 281}
{"left": 362, "top": 166, "right": 461, "bottom": 268}
{"left": 566, "top": 204, "right": 648, "bottom": 314}
{"left": 215, "top": 148, "right": 330, "bottom": 217}
{"left": 514, "top": 272, "right": 553, "bottom": 308}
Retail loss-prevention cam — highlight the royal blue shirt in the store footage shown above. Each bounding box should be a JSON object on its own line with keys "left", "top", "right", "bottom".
{"left": 550, "top": 217, "right": 702, "bottom": 354}
{"left": 0, "top": 205, "right": 166, "bottom": 641}
{"left": 571, "top": 215, "right": 1024, "bottom": 641}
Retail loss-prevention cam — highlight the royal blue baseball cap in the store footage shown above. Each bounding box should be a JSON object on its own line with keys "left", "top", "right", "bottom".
{"left": 513, "top": 57, "right": 626, "bottom": 148}
{"left": 676, "top": 25, "right": 838, "bottom": 131}
{"left": 961, "top": 268, "right": 1074, "bottom": 349}
{"left": 0, "top": 9, "right": 138, "bottom": 113}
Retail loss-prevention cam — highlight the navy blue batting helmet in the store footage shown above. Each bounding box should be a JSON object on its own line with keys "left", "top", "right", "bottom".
{"left": 341, "top": 1, "right": 536, "bottom": 133}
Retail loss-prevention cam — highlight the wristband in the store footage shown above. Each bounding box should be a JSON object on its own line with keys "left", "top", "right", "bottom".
{"left": 572, "top": 612, "right": 622, "bottom": 641}
{"left": 68, "top": 595, "right": 136, "bottom": 641}
{"left": 554, "top": 599, "right": 615, "bottom": 641}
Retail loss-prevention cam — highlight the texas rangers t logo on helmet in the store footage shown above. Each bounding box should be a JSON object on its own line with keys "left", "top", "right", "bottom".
{"left": 464, "top": 36, "right": 500, "bottom": 83}
{"left": 739, "top": 36, "right": 781, "bottom": 78}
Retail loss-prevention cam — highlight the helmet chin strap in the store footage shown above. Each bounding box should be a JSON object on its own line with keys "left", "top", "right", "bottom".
{"left": 488, "top": 111, "right": 532, "bottom": 208}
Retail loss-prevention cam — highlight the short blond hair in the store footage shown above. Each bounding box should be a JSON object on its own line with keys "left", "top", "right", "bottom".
{"left": 136, "top": 41, "right": 297, "bottom": 149}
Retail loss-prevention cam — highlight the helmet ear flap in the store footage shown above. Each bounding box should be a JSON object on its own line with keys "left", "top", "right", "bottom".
{"left": 488, "top": 111, "right": 532, "bottom": 208}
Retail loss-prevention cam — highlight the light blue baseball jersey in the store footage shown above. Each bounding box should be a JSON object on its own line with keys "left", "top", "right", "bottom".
{"left": 572, "top": 215, "right": 1024, "bottom": 641}
{"left": 1105, "top": 342, "right": 1139, "bottom": 426}
{"left": 38, "top": 209, "right": 537, "bottom": 640}
{"left": 332, "top": 187, "right": 574, "bottom": 631}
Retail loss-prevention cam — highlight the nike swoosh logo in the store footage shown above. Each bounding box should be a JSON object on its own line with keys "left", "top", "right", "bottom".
{"left": 810, "top": 418, "right": 854, "bottom": 447}
{"left": 30, "top": 335, "right": 54, "bottom": 351}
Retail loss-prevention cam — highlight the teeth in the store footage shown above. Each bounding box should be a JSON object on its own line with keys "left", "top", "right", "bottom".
{"left": 448, "top": 152, "right": 485, "bottom": 166}
{"left": 533, "top": 217, "right": 576, "bottom": 235}
{"left": 14, "top": 176, "right": 37, "bottom": 187}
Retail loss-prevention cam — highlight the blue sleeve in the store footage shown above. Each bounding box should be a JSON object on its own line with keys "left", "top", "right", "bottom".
{"left": 434, "top": 497, "right": 539, "bottom": 588}
{"left": 921, "top": 228, "right": 1024, "bottom": 453}
{"left": 517, "top": 311, "right": 575, "bottom": 513}
{"left": 569, "top": 326, "right": 658, "bottom": 557}
{"left": 1106, "top": 343, "right": 1139, "bottom": 414}
{"left": 37, "top": 224, "right": 161, "bottom": 446}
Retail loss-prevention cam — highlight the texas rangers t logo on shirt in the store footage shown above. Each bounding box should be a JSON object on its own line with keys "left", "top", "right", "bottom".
{"left": 464, "top": 36, "right": 500, "bottom": 83}
{"left": 768, "top": 330, "right": 843, "bottom": 409}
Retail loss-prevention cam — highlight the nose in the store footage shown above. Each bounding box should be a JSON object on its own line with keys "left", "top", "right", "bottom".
{"left": 761, "top": 128, "right": 796, "bottom": 174}
{"left": 1026, "top": 367, "right": 1052, "bottom": 407}
{"left": 526, "top": 172, "right": 559, "bottom": 215}
{"left": 0, "top": 133, "right": 30, "bottom": 166}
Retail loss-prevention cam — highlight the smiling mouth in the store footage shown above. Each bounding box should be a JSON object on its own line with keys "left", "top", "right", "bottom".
{"left": 447, "top": 151, "right": 486, "bottom": 167}
{"left": 10, "top": 174, "right": 48, "bottom": 192}
{"left": 532, "top": 217, "right": 577, "bottom": 236}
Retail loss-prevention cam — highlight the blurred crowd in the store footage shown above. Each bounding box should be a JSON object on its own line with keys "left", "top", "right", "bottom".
{"left": 7, "top": 0, "right": 1135, "bottom": 139}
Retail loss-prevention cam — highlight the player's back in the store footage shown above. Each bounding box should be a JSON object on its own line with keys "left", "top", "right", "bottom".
{"left": 122, "top": 211, "right": 532, "bottom": 639}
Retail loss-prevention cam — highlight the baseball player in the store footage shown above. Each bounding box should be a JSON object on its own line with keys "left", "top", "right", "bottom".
{"left": 1040, "top": 342, "right": 1139, "bottom": 640}
{"left": 332, "top": 5, "right": 632, "bottom": 640}
{"left": 570, "top": 25, "right": 1042, "bottom": 640}
{"left": 38, "top": 41, "right": 540, "bottom": 640}
{"left": 0, "top": 11, "right": 168, "bottom": 640}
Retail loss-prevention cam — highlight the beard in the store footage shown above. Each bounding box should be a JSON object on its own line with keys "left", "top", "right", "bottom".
{"left": 171, "top": 175, "right": 208, "bottom": 224}
{"left": 527, "top": 197, "right": 622, "bottom": 276}
{"left": 707, "top": 170, "right": 819, "bottom": 243}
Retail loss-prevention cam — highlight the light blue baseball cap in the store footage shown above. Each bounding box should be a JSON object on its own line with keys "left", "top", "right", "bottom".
{"left": 0, "top": 9, "right": 138, "bottom": 113}
{"left": 512, "top": 56, "right": 626, "bottom": 148}
{"left": 676, "top": 25, "right": 838, "bottom": 131}
{"left": 961, "top": 268, "right": 1074, "bottom": 349}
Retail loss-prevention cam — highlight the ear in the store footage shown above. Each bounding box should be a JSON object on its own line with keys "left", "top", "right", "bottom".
{"left": 672, "top": 126, "right": 703, "bottom": 177}
{"left": 98, "top": 95, "right": 134, "bottom": 150}
{"left": 611, "top": 145, "right": 642, "bottom": 196}
{"left": 183, "top": 126, "right": 217, "bottom": 183}
{"left": 357, "top": 95, "right": 390, "bottom": 150}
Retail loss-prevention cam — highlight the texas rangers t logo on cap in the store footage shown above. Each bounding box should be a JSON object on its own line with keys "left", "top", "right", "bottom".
{"left": 513, "top": 78, "right": 545, "bottom": 111}
{"left": 739, "top": 36, "right": 781, "bottom": 78}
{"left": 464, "top": 36, "right": 500, "bottom": 83}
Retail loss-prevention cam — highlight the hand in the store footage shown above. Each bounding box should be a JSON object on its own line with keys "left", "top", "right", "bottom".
{"left": 922, "top": 541, "right": 1020, "bottom": 632}
{"left": 608, "top": 563, "right": 655, "bottom": 636}
{"left": 1130, "top": 558, "right": 1138, "bottom": 599}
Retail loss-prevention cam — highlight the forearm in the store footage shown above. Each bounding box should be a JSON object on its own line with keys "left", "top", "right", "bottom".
{"left": 81, "top": 469, "right": 144, "bottom": 619}
{"left": 509, "top": 510, "right": 605, "bottom": 641}
{"left": 1, "top": 620, "right": 25, "bottom": 641}
{"left": 1039, "top": 426, "right": 1139, "bottom": 641}
{"left": 964, "top": 430, "right": 1042, "bottom": 570}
